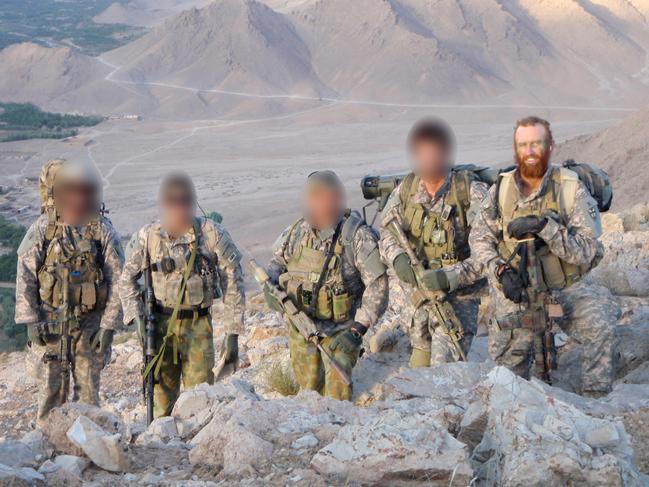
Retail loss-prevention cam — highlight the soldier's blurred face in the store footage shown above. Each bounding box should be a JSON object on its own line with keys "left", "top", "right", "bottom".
{"left": 161, "top": 187, "right": 195, "bottom": 237}
{"left": 55, "top": 181, "right": 98, "bottom": 227}
{"left": 514, "top": 124, "right": 552, "bottom": 178}
{"left": 305, "top": 186, "right": 345, "bottom": 230}
{"left": 411, "top": 140, "right": 451, "bottom": 180}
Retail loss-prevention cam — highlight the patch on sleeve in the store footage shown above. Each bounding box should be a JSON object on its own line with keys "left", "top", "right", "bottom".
{"left": 17, "top": 225, "right": 42, "bottom": 257}
{"left": 125, "top": 232, "right": 143, "bottom": 261}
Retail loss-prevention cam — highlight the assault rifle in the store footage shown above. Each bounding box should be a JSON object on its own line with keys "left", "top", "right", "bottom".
{"left": 387, "top": 220, "right": 466, "bottom": 361}
{"left": 142, "top": 253, "right": 157, "bottom": 425}
{"left": 249, "top": 260, "right": 352, "bottom": 386}
{"left": 54, "top": 265, "right": 74, "bottom": 404}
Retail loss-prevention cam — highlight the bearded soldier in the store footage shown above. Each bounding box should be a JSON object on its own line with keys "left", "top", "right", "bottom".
{"left": 265, "top": 171, "right": 388, "bottom": 401}
{"left": 119, "top": 172, "right": 245, "bottom": 418}
{"left": 15, "top": 159, "right": 124, "bottom": 421}
{"left": 470, "top": 116, "right": 615, "bottom": 396}
{"left": 379, "top": 119, "right": 488, "bottom": 368}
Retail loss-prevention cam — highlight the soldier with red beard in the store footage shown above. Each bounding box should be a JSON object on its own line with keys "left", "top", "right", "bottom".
{"left": 470, "top": 116, "right": 616, "bottom": 397}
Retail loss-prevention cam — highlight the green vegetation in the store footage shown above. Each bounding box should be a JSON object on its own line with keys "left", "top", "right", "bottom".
{"left": 0, "top": 216, "right": 26, "bottom": 352}
{"left": 0, "top": 0, "right": 145, "bottom": 56}
{"left": 0, "top": 102, "right": 104, "bottom": 143}
{"left": 0, "top": 289, "right": 25, "bottom": 353}
{"left": 265, "top": 361, "right": 300, "bottom": 396}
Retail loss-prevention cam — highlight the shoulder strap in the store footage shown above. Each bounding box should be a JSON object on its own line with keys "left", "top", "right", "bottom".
{"left": 398, "top": 172, "right": 418, "bottom": 208}
{"left": 340, "top": 210, "right": 364, "bottom": 263}
{"left": 557, "top": 167, "right": 580, "bottom": 218}
{"left": 450, "top": 170, "right": 473, "bottom": 228}
{"left": 307, "top": 219, "right": 343, "bottom": 317}
{"left": 497, "top": 170, "right": 517, "bottom": 220}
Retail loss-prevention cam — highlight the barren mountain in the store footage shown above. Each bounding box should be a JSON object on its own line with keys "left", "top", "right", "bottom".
{"left": 554, "top": 108, "right": 649, "bottom": 211}
{"left": 2, "top": 0, "right": 649, "bottom": 118}
{"left": 94, "top": 0, "right": 215, "bottom": 27}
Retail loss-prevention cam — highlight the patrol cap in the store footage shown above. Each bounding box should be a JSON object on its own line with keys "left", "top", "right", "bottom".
{"left": 305, "top": 170, "right": 345, "bottom": 194}
{"left": 159, "top": 171, "right": 197, "bottom": 205}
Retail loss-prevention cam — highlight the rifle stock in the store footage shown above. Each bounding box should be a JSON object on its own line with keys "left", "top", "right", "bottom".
{"left": 249, "top": 259, "right": 352, "bottom": 386}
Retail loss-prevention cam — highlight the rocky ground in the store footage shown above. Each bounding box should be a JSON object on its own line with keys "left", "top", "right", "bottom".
{"left": 1, "top": 206, "right": 649, "bottom": 486}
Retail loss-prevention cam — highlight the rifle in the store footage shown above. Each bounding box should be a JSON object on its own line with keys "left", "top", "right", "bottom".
{"left": 142, "top": 252, "right": 156, "bottom": 425}
{"left": 388, "top": 220, "right": 466, "bottom": 361}
{"left": 519, "top": 237, "right": 558, "bottom": 384}
{"left": 249, "top": 259, "right": 352, "bottom": 386}
{"left": 55, "top": 264, "right": 74, "bottom": 405}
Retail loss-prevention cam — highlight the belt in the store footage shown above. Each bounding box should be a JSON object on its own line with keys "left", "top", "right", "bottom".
{"left": 154, "top": 302, "right": 210, "bottom": 319}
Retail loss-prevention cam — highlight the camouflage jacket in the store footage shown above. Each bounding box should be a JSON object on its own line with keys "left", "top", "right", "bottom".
{"left": 15, "top": 214, "right": 124, "bottom": 330}
{"left": 379, "top": 174, "right": 489, "bottom": 290}
{"left": 469, "top": 166, "right": 604, "bottom": 318}
{"left": 267, "top": 214, "right": 389, "bottom": 334}
{"left": 119, "top": 217, "right": 245, "bottom": 335}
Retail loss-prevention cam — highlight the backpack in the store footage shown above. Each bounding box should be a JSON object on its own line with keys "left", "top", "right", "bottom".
{"left": 39, "top": 159, "right": 65, "bottom": 214}
{"left": 561, "top": 159, "right": 613, "bottom": 212}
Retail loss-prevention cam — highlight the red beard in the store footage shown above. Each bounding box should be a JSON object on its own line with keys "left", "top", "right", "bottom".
{"left": 516, "top": 151, "right": 550, "bottom": 179}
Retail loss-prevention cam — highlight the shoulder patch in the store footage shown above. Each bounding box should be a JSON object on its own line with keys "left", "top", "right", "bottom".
{"left": 125, "top": 231, "right": 144, "bottom": 261}
{"left": 17, "top": 224, "right": 43, "bottom": 257}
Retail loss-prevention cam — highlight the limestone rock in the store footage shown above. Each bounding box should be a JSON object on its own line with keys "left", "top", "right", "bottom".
{"left": 0, "top": 439, "right": 40, "bottom": 468}
{"left": 38, "top": 455, "right": 88, "bottom": 478}
{"left": 0, "top": 463, "right": 44, "bottom": 485}
{"left": 41, "top": 403, "right": 124, "bottom": 456}
{"left": 311, "top": 409, "right": 473, "bottom": 485}
{"left": 66, "top": 416, "right": 128, "bottom": 472}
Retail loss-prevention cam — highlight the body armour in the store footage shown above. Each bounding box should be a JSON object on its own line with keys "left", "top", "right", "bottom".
{"left": 278, "top": 211, "right": 365, "bottom": 324}
{"left": 398, "top": 170, "right": 476, "bottom": 269}
{"left": 497, "top": 166, "right": 593, "bottom": 291}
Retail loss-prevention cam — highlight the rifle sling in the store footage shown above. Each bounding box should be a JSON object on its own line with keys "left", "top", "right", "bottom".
{"left": 306, "top": 220, "right": 343, "bottom": 317}
{"left": 143, "top": 220, "right": 201, "bottom": 380}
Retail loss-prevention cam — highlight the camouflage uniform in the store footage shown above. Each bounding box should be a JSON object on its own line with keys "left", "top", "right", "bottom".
{"left": 119, "top": 217, "right": 245, "bottom": 417}
{"left": 380, "top": 173, "right": 489, "bottom": 365}
{"left": 15, "top": 214, "right": 124, "bottom": 419}
{"left": 470, "top": 165, "right": 615, "bottom": 394}
{"left": 268, "top": 212, "right": 388, "bottom": 400}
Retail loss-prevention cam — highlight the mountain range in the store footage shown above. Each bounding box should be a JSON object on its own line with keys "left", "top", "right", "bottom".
{"left": 0, "top": 0, "right": 648, "bottom": 118}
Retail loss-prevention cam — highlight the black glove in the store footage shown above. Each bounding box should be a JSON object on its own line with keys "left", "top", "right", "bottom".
{"left": 420, "top": 268, "right": 450, "bottom": 292}
{"left": 393, "top": 253, "right": 417, "bottom": 285}
{"left": 507, "top": 216, "right": 547, "bottom": 240}
{"left": 27, "top": 323, "right": 47, "bottom": 347}
{"left": 220, "top": 334, "right": 239, "bottom": 366}
{"left": 329, "top": 328, "right": 363, "bottom": 354}
{"left": 263, "top": 284, "right": 283, "bottom": 313}
{"left": 90, "top": 328, "right": 114, "bottom": 355}
{"left": 498, "top": 267, "right": 525, "bottom": 304}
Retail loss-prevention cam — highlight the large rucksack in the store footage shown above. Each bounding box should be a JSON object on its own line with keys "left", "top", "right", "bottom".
{"left": 39, "top": 159, "right": 65, "bottom": 215}
{"left": 561, "top": 159, "right": 613, "bottom": 212}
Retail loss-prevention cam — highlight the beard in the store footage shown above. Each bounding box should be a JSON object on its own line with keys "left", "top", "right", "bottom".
{"left": 516, "top": 150, "right": 550, "bottom": 179}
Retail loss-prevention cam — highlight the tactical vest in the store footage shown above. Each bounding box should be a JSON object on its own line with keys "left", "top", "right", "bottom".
{"left": 147, "top": 220, "right": 221, "bottom": 311}
{"left": 278, "top": 212, "right": 364, "bottom": 323}
{"left": 37, "top": 218, "right": 107, "bottom": 320}
{"left": 497, "top": 166, "right": 591, "bottom": 291}
{"left": 398, "top": 171, "right": 475, "bottom": 269}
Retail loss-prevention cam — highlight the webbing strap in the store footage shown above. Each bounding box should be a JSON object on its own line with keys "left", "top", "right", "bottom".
{"left": 143, "top": 220, "right": 200, "bottom": 380}
{"left": 306, "top": 220, "right": 343, "bottom": 317}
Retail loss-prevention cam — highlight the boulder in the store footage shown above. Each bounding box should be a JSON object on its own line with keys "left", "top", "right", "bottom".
{"left": 311, "top": 409, "right": 473, "bottom": 485}
{"left": 471, "top": 367, "right": 646, "bottom": 486}
{"left": 0, "top": 463, "right": 44, "bottom": 485}
{"left": 38, "top": 455, "right": 88, "bottom": 478}
{"left": 66, "top": 416, "right": 128, "bottom": 472}
{"left": 0, "top": 440, "right": 40, "bottom": 468}
{"left": 41, "top": 403, "right": 124, "bottom": 456}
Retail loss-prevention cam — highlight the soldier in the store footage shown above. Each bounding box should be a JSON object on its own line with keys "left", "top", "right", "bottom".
{"left": 470, "top": 116, "right": 615, "bottom": 396}
{"left": 119, "top": 172, "right": 245, "bottom": 418}
{"left": 15, "top": 159, "right": 124, "bottom": 421}
{"left": 379, "top": 119, "right": 489, "bottom": 367}
{"left": 265, "top": 171, "right": 388, "bottom": 401}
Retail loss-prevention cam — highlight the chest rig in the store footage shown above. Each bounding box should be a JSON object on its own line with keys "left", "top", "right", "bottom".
{"left": 279, "top": 213, "right": 363, "bottom": 323}
{"left": 147, "top": 220, "right": 221, "bottom": 312}
{"left": 497, "top": 167, "right": 589, "bottom": 291}
{"left": 399, "top": 171, "right": 473, "bottom": 270}
{"left": 37, "top": 218, "right": 107, "bottom": 322}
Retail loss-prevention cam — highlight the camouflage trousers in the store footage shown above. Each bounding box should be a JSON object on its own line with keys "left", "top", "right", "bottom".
{"left": 28, "top": 313, "right": 107, "bottom": 420}
{"left": 408, "top": 284, "right": 482, "bottom": 367}
{"left": 288, "top": 324, "right": 359, "bottom": 401}
{"left": 488, "top": 282, "right": 617, "bottom": 394}
{"left": 153, "top": 313, "right": 215, "bottom": 418}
